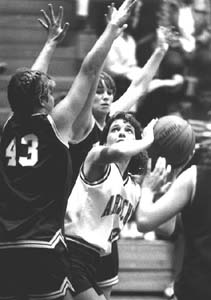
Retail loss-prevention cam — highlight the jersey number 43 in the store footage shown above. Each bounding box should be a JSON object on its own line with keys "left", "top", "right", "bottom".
{"left": 5, "top": 134, "right": 38, "bottom": 167}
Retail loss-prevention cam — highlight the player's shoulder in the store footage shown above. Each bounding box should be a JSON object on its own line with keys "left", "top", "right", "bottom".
{"left": 177, "top": 165, "right": 196, "bottom": 192}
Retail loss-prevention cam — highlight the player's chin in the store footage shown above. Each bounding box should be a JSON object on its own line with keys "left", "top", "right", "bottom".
{"left": 117, "top": 139, "right": 124, "bottom": 142}
{"left": 100, "top": 105, "right": 110, "bottom": 112}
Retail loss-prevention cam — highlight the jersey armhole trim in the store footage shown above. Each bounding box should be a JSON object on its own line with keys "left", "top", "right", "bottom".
{"left": 47, "top": 115, "right": 69, "bottom": 148}
{"left": 70, "top": 116, "right": 96, "bottom": 144}
{"left": 80, "top": 164, "right": 111, "bottom": 186}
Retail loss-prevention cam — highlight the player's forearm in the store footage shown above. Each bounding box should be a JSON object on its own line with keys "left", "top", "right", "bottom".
{"left": 136, "top": 45, "right": 167, "bottom": 86}
{"left": 110, "top": 138, "right": 153, "bottom": 159}
{"left": 155, "top": 216, "right": 176, "bottom": 237}
{"left": 97, "top": 137, "right": 153, "bottom": 165}
{"left": 81, "top": 23, "right": 120, "bottom": 76}
{"left": 113, "top": 46, "right": 168, "bottom": 111}
{"left": 31, "top": 40, "right": 57, "bottom": 72}
{"left": 136, "top": 188, "right": 156, "bottom": 233}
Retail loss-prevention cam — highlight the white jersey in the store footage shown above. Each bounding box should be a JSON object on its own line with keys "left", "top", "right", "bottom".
{"left": 65, "top": 163, "right": 141, "bottom": 256}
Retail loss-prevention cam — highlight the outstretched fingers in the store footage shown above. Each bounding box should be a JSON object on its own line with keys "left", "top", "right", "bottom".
{"left": 48, "top": 3, "right": 56, "bottom": 23}
{"left": 38, "top": 3, "right": 70, "bottom": 43}
{"left": 154, "top": 157, "right": 171, "bottom": 186}
{"left": 106, "top": 3, "right": 117, "bottom": 23}
{"left": 127, "top": 0, "right": 138, "bottom": 12}
{"left": 57, "top": 6, "right": 64, "bottom": 26}
{"left": 121, "top": 0, "right": 137, "bottom": 12}
{"left": 39, "top": 9, "right": 51, "bottom": 29}
{"left": 62, "top": 22, "right": 70, "bottom": 36}
{"left": 146, "top": 158, "right": 152, "bottom": 176}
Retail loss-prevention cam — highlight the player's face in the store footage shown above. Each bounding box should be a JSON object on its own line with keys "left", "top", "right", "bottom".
{"left": 92, "top": 81, "right": 114, "bottom": 116}
{"left": 106, "top": 119, "right": 136, "bottom": 145}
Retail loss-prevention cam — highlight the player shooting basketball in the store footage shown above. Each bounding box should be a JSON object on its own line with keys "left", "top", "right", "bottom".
{"left": 64, "top": 112, "right": 168, "bottom": 299}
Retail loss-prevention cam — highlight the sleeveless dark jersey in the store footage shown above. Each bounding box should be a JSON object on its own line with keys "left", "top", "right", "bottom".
{"left": 0, "top": 114, "right": 72, "bottom": 249}
{"left": 69, "top": 122, "right": 102, "bottom": 188}
{"left": 175, "top": 166, "right": 211, "bottom": 299}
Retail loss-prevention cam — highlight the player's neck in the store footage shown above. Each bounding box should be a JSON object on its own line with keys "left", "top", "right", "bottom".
{"left": 116, "top": 159, "right": 130, "bottom": 177}
{"left": 34, "top": 107, "right": 49, "bottom": 115}
{"left": 94, "top": 113, "right": 107, "bottom": 130}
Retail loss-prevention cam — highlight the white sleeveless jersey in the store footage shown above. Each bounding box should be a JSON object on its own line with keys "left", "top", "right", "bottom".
{"left": 65, "top": 163, "right": 141, "bottom": 256}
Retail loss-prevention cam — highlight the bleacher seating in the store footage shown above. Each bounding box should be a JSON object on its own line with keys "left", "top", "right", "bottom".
{"left": 0, "top": 0, "right": 97, "bottom": 126}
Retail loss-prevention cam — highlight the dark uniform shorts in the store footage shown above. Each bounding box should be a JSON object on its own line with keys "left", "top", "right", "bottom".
{"left": 0, "top": 244, "right": 74, "bottom": 300}
{"left": 66, "top": 240, "right": 103, "bottom": 296}
{"left": 96, "top": 240, "right": 119, "bottom": 288}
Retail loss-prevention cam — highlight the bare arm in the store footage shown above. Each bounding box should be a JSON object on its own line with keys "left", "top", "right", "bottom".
{"left": 147, "top": 74, "right": 184, "bottom": 93}
{"left": 52, "top": 0, "right": 137, "bottom": 144}
{"left": 136, "top": 165, "right": 196, "bottom": 233}
{"left": 83, "top": 119, "right": 155, "bottom": 181}
{"left": 109, "top": 26, "right": 170, "bottom": 115}
{"left": 155, "top": 216, "right": 177, "bottom": 237}
{"left": 31, "top": 4, "right": 69, "bottom": 72}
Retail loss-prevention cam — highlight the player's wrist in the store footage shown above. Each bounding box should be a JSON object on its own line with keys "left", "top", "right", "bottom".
{"left": 156, "top": 42, "right": 169, "bottom": 53}
{"left": 141, "top": 187, "right": 155, "bottom": 201}
{"left": 46, "top": 39, "right": 58, "bottom": 47}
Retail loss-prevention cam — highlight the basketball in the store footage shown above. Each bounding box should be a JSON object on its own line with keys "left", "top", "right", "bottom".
{"left": 149, "top": 115, "right": 196, "bottom": 167}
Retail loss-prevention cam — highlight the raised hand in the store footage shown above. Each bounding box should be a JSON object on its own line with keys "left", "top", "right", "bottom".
{"left": 106, "top": 0, "right": 137, "bottom": 37}
{"left": 38, "top": 3, "right": 70, "bottom": 44}
{"left": 142, "top": 157, "right": 171, "bottom": 193}
{"left": 156, "top": 26, "right": 179, "bottom": 51}
{"left": 142, "top": 118, "right": 157, "bottom": 146}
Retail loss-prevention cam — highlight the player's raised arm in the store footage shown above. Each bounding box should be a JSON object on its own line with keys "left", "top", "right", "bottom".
{"left": 136, "top": 165, "right": 195, "bottom": 233}
{"left": 86, "top": 118, "right": 156, "bottom": 167}
{"left": 109, "top": 26, "right": 174, "bottom": 115}
{"left": 52, "top": 0, "right": 137, "bottom": 144}
{"left": 31, "top": 4, "right": 69, "bottom": 73}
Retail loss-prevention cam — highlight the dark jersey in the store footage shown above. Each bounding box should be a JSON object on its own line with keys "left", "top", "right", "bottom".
{"left": 175, "top": 166, "right": 211, "bottom": 299}
{"left": 0, "top": 114, "right": 72, "bottom": 249}
{"left": 69, "top": 122, "right": 102, "bottom": 188}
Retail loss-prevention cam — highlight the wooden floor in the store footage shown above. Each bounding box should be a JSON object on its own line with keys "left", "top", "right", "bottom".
{"left": 111, "top": 296, "right": 166, "bottom": 300}
{"left": 109, "top": 238, "right": 174, "bottom": 300}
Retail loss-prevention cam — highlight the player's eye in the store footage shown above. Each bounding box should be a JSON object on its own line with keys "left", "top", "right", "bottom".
{"left": 107, "top": 89, "right": 113, "bottom": 96}
{"left": 125, "top": 127, "right": 134, "bottom": 133}
{"left": 110, "top": 126, "right": 119, "bottom": 132}
{"left": 96, "top": 87, "right": 104, "bottom": 94}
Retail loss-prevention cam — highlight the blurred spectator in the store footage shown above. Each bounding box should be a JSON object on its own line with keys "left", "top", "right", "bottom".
{"left": 134, "top": 0, "right": 199, "bottom": 125}
{"left": 134, "top": 0, "right": 162, "bottom": 67}
{"left": 192, "top": 0, "right": 211, "bottom": 48}
{"left": 134, "top": 0, "right": 195, "bottom": 71}
{"left": 75, "top": 0, "right": 90, "bottom": 30}
{"left": 189, "top": 0, "right": 211, "bottom": 78}
{"left": 88, "top": 0, "right": 117, "bottom": 36}
{"left": 158, "top": 0, "right": 195, "bottom": 80}
{"left": 103, "top": 1, "right": 184, "bottom": 103}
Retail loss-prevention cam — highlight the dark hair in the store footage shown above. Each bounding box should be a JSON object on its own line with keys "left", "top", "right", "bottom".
{"left": 7, "top": 68, "right": 54, "bottom": 115}
{"left": 100, "top": 112, "right": 142, "bottom": 144}
{"left": 97, "top": 72, "right": 116, "bottom": 97}
{"left": 100, "top": 111, "right": 149, "bottom": 175}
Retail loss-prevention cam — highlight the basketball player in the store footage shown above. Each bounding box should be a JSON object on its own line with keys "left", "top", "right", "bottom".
{"left": 68, "top": 26, "right": 178, "bottom": 300}
{"left": 33, "top": 5, "right": 178, "bottom": 299}
{"left": 64, "top": 112, "right": 167, "bottom": 299}
{"left": 0, "top": 1, "right": 136, "bottom": 299}
{"left": 135, "top": 151, "right": 211, "bottom": 299}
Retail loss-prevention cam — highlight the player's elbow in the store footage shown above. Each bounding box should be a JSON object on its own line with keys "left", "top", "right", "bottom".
{"left": 80, "top": 56, "right": 99, "bottom": 77}
{"left": 136, "top": 215, "right": 154, "bottom": 233}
